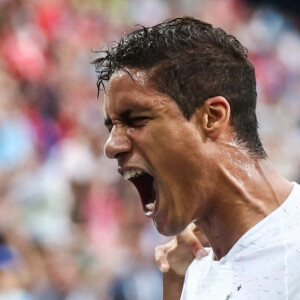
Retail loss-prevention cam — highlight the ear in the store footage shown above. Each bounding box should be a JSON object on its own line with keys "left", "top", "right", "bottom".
{"left": 192, "top": 96, "right": 231, "bottom": 140}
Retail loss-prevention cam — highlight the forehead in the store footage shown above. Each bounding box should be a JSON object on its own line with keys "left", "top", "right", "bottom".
{"left": 104, "top": 69, "right": 175, "bottom": 117}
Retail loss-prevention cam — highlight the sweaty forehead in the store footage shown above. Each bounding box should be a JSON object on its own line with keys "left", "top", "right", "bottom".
{"left": 104, "top": 69, "right": 173, "bottom": 116}
{"left": 107, "top": 69, "right": 153, "bottom": 94}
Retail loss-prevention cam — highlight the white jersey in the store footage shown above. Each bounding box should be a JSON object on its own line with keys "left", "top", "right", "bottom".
{"left": 181, "top": 182, "right": 300, "bottom": 300}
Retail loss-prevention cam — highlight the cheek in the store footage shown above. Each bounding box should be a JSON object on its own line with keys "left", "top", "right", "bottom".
{"left": 151, "top": 129, "right": 200, "bottom": 166}
{"left": 130, "top": 125, "right": 202, "bottom": 172}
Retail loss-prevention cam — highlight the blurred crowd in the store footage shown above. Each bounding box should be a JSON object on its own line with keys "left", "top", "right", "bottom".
{"left": 0, "top": 0, "right": 299, "bottom": 299}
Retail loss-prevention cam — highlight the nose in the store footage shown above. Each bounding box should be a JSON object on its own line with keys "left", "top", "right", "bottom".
{"left": 104, "top": 127, "right": 132, "bottom": 159}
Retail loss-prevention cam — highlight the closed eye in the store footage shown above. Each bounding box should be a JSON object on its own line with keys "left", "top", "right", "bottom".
{"left": 105, "top": 116, "right": 151, "bottom": 133}
{"left": 128, "top": 117, "right": 149, "bottom": 128}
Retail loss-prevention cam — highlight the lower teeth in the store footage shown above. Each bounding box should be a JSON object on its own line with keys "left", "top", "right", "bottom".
{"left": 146, "top": 200, "right": 156, "bottom": 212}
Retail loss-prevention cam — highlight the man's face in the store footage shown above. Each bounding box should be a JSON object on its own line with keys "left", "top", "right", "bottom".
{"left": 104, "top": 69, "right": 210, "bottom": 236}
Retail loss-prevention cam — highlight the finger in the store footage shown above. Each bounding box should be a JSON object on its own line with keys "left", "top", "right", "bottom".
{"left": 155, "top": 245, "right": 170, "bottom": 272}
{"left": 177, "top": 225, "right": 207, "bottom": 259}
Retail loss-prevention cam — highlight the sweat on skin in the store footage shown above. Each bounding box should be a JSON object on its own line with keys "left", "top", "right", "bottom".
{"left": 103, "top": 68, "right": 292, "bottom": 260}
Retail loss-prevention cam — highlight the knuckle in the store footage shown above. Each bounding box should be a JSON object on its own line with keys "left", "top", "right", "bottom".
{"left": 155, "top": 245, "right": 163, "bottom": 252}
{"left": 154, "top": 246, "right": 164, "bottom": 257}
{"left": 155, "top": 249, "right": 164, "bottom": 262}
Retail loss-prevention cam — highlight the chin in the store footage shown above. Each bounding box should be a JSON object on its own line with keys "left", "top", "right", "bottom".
{"left": 153, "top": 219, "right": 187, "bottom": 236}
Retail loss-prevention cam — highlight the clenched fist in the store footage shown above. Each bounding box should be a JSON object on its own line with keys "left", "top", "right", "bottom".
{"left": 155, "top": 223, "right": 209, "bottom": 277}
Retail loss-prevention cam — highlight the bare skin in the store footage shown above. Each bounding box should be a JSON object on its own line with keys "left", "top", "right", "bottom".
{"left": 196, "top": 159, "right": 292, "bottom": 259}
{"left": 155, "top": 160, "right": 292, "bottom": 300}
{"left": 155, "top": 225, "right": 207, "bottom": 300}
{"left": 104, "top": 68, "right": 293, "bottom": 299}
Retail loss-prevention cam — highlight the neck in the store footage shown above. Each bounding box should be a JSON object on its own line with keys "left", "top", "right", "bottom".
{"left": 194, "top": 158, "right": 293, "bottom": 260}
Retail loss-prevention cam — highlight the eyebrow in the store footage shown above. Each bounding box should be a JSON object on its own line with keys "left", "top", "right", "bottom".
{"left": 104, "top": 118, "right": 113, "bottom": 126}
{"left": 119, "top": 108, "right": 134, "bottom": 121}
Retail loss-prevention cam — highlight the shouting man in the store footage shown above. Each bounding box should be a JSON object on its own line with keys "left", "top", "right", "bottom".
{"left": 93, "top": 17, "right": 300, "bottom": 299}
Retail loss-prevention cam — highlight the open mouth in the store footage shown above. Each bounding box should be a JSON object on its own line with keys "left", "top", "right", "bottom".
{"left": 124, "top": 169, "right": 157, "bottom": 216}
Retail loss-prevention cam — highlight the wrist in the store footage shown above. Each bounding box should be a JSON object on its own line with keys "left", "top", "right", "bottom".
{"left": 163, "top": 268, "right": 185, "bottom": 283}
{"left": 163, "top": 269, "right": 185, "bottom": 300}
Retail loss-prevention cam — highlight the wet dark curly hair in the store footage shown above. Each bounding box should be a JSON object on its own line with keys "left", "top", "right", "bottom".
{"left": 93, "top": 17, "right": 266, "bottom": 158}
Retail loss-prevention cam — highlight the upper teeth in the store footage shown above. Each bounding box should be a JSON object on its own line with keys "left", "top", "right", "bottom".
{"left": 124, "top": 169, "right": 143, "bottom": 180}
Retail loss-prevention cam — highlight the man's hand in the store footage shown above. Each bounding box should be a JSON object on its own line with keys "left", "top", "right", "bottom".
{"left": 155, "top": 223, "right": 209, "bottom": 277}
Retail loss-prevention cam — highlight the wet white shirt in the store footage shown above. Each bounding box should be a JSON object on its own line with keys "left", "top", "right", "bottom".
{"left": 181, "top": 182, "right": 300, "bottom": 300}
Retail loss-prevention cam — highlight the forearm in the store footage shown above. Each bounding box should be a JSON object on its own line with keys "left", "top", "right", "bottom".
{"left": 163, "top": 270, "right": 185, "bottom": 300}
